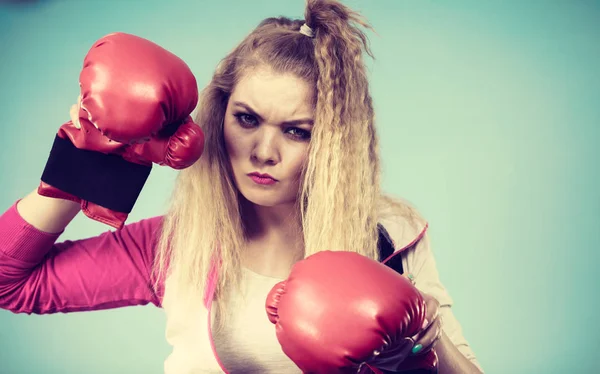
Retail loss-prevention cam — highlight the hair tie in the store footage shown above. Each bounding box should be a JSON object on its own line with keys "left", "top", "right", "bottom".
{"left": 299, "top": 23, "right": 315, "bottom": 38}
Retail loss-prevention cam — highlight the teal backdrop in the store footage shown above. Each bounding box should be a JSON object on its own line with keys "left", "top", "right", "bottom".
{"left": 1, "top": 0, "right": 598, "bottom": 373}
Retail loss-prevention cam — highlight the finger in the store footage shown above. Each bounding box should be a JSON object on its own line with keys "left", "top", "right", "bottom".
{"left": 412, "top": 317, "right": 443, "bottom": 356}
{"left": 402, "top": 273, "right": 416, "bottom": 286}
{"left": 76, "top": 95, "right": 101, "bottom": 131}
{"left": 367, "top": 337, "right": 414, "bottom": 371}
{"left": 425, "top": 295, "right": 440, "bottom": 326}
{"left": 70, "top": 102, "right": 81, "bottom": 129}
{"left": 398, "top": 337, "right": 415, "bottom": 359}
{"left": 419, "top": 319, "right": 443, "bottom": 355}
{"left": 412, "top": 294, "right": 440, "bottom": 342}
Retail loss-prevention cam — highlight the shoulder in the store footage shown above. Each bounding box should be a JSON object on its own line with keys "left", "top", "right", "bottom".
{"left": 130, "top": 215, "right": 164, "bottom": 230}
{"left": 115, "top": 215, "right": 167, "bottom": 300}
{"left": 377, "top": 195, "right": 428, "bottom": 253}
{"left": 113, "top": 215, "right": 165, "bottom": 248}
{"left": 120, "top": 215, "right": 164, "bottom": 235}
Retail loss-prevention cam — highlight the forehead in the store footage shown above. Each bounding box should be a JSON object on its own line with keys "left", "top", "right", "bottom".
{"left": 231, "top": 67, "right": 314, "bottom": 114}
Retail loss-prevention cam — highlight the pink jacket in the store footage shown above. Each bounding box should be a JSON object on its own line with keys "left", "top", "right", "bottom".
{"left": 0, "top": 200, "right": 482, "bottom": 373}
{"left": 0, "top": 201, "right": 165, "bottom": 314}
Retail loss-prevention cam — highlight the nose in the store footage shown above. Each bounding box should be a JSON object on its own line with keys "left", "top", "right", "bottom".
{"left": 251, "top": 127, "right": 280, "bottom": 165}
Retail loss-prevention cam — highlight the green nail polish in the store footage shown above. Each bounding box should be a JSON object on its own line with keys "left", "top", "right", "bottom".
{"left": 412, "top": 344, "right": 423, "bottom": 355}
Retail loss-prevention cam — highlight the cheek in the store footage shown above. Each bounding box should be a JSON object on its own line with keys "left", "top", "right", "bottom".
{"left": 286, "top": 147, "right": 309, "bottom": 179}
{"left": 223, "top": 120, "right": 243, "bottom": 160}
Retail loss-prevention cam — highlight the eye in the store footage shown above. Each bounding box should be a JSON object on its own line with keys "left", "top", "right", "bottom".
{"left": 234, "top": 113, "right": 258, "bottom": 127}
{"left": 287, "top": 127, "right": 311, "bottom": 141}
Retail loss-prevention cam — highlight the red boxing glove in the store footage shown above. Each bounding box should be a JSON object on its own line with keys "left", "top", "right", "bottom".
{"left": 265, "top": 251, "right": 438, "bottom": 374}
{"left": 77, "top": 32, "right": 203, "bottom": 167}
{"left": 39, "top": 32, "right": 204, "bottom": 228}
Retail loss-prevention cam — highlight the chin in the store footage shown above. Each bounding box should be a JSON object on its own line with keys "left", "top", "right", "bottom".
{"left": 241, "top": 192, "right": 286, "bottom": 207}
{"left": 239, "top": 184, "right": 297, "bottom": 208}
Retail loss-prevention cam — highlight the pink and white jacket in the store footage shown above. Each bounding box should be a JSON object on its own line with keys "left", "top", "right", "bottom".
{"left": 0, "top": 200, "right": 482, "bottom": 373}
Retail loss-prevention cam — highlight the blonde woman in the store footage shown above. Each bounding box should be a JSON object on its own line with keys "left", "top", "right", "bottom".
{"left": 0, "top": 1, "right": 482, "bottom": 373}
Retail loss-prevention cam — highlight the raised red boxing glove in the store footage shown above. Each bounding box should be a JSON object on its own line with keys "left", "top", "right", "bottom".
{"left": 39, "top": 32, "right": 204, "bottom": 229}
{"left": 265, "top": 251, "right": 438, "bottom": 374}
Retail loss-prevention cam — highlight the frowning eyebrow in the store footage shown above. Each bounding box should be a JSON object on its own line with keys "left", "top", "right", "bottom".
{"left": 232, "top": 101, "right": 314, "bottom": 126}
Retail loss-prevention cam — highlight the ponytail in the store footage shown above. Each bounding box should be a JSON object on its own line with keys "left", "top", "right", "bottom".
{"left": 300, "top": 0, "right": 381, "bottom": 260}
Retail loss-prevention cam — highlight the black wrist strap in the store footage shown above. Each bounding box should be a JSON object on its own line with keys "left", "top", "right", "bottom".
{"left": 41, "top": 135, "right": 152, "bottom": 213}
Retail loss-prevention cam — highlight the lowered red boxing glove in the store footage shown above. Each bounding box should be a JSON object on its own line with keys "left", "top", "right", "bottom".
{"left": 265, "top": 251, "right": 438, "bottom": 374}
{"left": 39, "top": 32, "right": 204, "bottom": 228}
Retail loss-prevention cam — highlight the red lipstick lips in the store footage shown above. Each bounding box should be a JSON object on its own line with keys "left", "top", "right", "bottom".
{"left": 248, "top": 172, "right": 277, "bottom": 185}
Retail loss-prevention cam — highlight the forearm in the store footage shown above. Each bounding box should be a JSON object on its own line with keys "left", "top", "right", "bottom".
{"left": 17, "top": 188, "right": 81, "bottom": 234}
{"left": 436, "top": 332, "right": 482, "bottom": 374}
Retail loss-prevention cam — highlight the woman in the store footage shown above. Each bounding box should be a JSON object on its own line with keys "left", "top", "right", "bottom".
{"left": 0, "top": 0, "right": 483, "bottom": 373}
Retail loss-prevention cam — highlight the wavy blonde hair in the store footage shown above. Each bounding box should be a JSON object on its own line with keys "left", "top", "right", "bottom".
{"left": 152, "top": 0, "right": 417, "bottom": 333}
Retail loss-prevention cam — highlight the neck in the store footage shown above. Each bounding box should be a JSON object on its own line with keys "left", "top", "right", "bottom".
{"left": 239, "top": 198, "right": 305, "bottom": 277}
{"left": 241, "top": 198, "right": 302, "bottom": 244}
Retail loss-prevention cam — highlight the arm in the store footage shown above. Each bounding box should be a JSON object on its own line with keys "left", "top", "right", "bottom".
{"left": 17, "top": 188, "right": 81, "bottom": 234}
{"left": 0, "top": 192, "right": 164, "bottom": 314}
{"left": 408, "top": 233, "right": 484, "bottom": 374}
{"left": 433, "top": 332, "right": 482, "bottom": 374}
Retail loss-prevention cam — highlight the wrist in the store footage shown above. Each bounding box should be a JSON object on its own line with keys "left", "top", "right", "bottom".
{"left": 434, "top": 332, "right": 482, "bottom": 374}
{"left": 17, "top": 189, "right": 81, "bottom": 234}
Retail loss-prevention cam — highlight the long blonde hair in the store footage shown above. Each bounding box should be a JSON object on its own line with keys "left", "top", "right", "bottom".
{"left": 153, "top": 0, "right": 409, "bottom": 333}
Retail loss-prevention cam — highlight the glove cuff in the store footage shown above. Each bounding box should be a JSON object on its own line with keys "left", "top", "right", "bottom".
{"left": 41, "top": 134, "right": 151, "bottom": 213}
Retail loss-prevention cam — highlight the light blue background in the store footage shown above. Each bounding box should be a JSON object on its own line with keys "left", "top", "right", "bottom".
{"left": 1, "top": 0, "right": 598, "bottom": 373}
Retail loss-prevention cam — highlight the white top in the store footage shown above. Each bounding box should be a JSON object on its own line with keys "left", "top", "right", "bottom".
{"left": 212, "top": 267, "right": 301, "bottom": 373}
{"left": 161, "top": 210, "right": 484, "bottom": 373}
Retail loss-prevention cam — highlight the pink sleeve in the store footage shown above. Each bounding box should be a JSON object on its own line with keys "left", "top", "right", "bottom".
{"left": 0, "top": 201, "right": 165, "bottom": 314}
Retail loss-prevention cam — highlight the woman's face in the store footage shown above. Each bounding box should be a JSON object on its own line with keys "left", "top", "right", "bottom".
{"left": 223, "top": 67, "right": 314, "bottom": 208}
